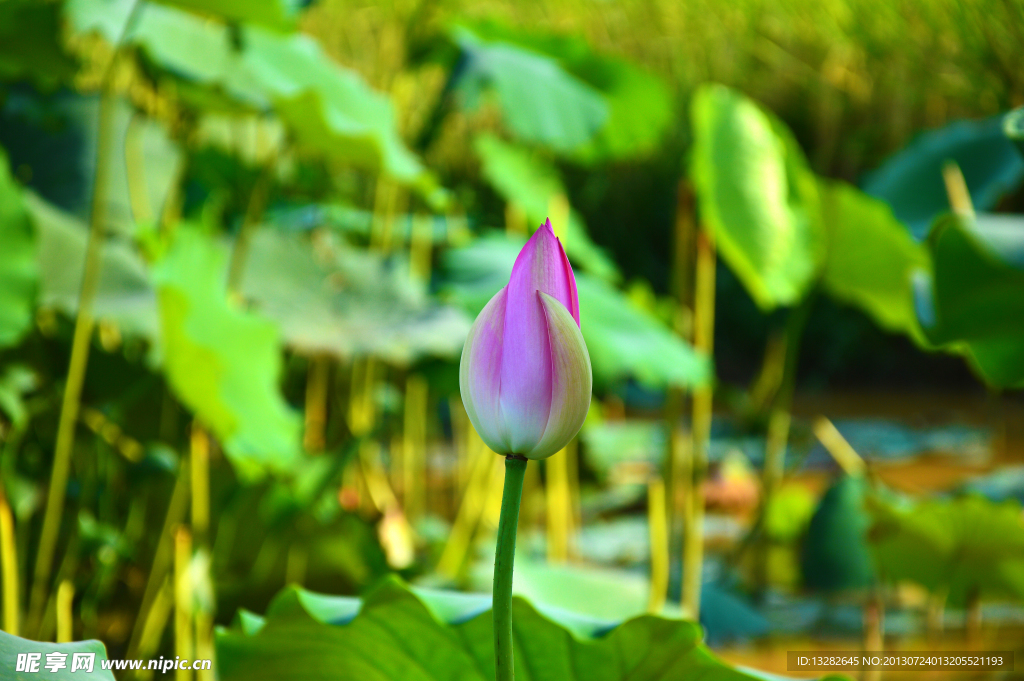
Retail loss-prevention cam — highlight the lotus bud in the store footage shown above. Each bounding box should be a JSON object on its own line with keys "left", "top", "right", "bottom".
{"left": 460, "top": 219, "right": 592, "bottom": 460}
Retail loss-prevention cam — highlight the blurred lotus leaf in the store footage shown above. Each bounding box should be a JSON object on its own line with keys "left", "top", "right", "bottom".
{"left": 800, "top": 475, "right": 875, "bottom": 593}
{"left": 26, "top": 193, "right": 159, "bottom": 339}
{"left": 154, "top": 0, "right": 300, "bottom": 31}
{"left": 451, "top": 26, "right": 608, "bottom": 154}
{"left": 579, "top": 275, "right": 710, "bottom": 388}
{"left": 0, "top": 631, "right": 114, "bottom": 680}
{"left": 217, "top": 576, "right": 761, "bottom": 681}
{"left": 818, "top": 180, "right": 930, "bottom": 343}
{"left": 0, "top": 0, "right": 77, "bottom": 89}
{"left": 691, "top": 85, "right": 823, "bottom": 310}
{"left": 240, "top": 228, "right": 471, "bottom": 364}
{"left": 66, "top": 0, "right": 437, "bottom": 197}
{"left": 867, "top": 494, "right": 1024, "bottom": 607}
{"left": 452, "top": 22, "right": 672, "bottom": 162}
{"left": 474, "top": 133, "right": 619, "bottom": 280}
{"left": 862, "top": 114, "right": 1024, "bottom": 239}
{"left": 470, "top": 555, "right": 685, "bottom": 622}
{"left": 917, "top": 213, "right": 1024, "bottom": 387}
{"left": 579, "top": 420, "right": 664, "bottom": 482}
{"left": 442, "top": 232, "right": 709, "bottom": 389}
{"left": 152, "top": 225, "right": 302, "bottom": 480}
{"left": 0, "top": 150, "right": 37, "bottom": 348}
{"left": 25, "top": 185, "right": 470, "bottom": 365}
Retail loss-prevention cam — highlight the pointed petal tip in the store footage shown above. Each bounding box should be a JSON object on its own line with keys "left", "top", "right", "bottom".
{"left": 542, "top": 217, "right": 554, "bottom": 234}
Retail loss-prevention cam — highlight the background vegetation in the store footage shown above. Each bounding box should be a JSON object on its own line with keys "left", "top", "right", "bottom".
{"left": 1, "top": 0, "right": 1023, "bottom": 678}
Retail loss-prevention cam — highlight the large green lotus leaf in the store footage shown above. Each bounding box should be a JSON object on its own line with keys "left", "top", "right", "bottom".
{"left": 240, "top": 227, "right": 471, "bottom": 364}
{"left": 0, "top": 630, "right": 114, "bottom": 679}
{"left": 800, "top": 475, "right": 875, "bottom": 593}
{"left": 867, "top": 494, "right": 1024, "bottom": 607}
{"left": 452, "top": 26, "right": 608, "bottom": 154}
{"left": 216, "top": 576, "right": 763, "bottom": 681}
{"left": 819, "top": 180, "right": 930, "bottom": 343}
{"left": 25, "top": 193, "right": 159, "bottom": 339}
{"left": 441, "top": 233, "right": 709, "bottom": 389}
{"left": 468, "top": 555, "right": 685, "bottom": 622}
{"left": 862, "top": 115, "right": 1024, "bottom": 239}
{"left": 917, "top": 213, "right": 1024, "bottom": 387}
{"left": 66, "top": 0, "right": 435, "bottom": 195}
{"left": 452, "top": 23, "right": 672, "bottom": 162}
{"left": 151, "top": 226, "right": 301, "bottom": 480}
{"left": 1, "top": 95, "right": 182, "bottom": 238}
{"left": 0, "top": 0, "right": 77, "bottom": 89}
{"left": 154, "top": 0, "right": 299, "bottom": 31}
{"left": 578, "top": 275, "right": 710, "bottom": 388}
{"left": 691, "top": 85, "right": 823, "bottom": 310}
{"left": 475, "top": 134, "right": 618, "bottom": 280}
{"left": 24, "top": 193, "right": 466, "bottom": 364}
{"left": 0, "top": 150, "right": 37, "bottom": 348}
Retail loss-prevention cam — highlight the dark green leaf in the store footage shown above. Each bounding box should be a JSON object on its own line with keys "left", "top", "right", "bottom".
{"left": 217, "top": 576, "right": 761, "bottom": 681}
{"left": 862, "top": 115, "right": 1024, "bottom": 239}
{"left": 475, "top": 133, "right": 618, "bottom": 280}
{"left": 152, "top": 225, "right": 302, "bottom": 480}
{"left": 801, "top": 475, "right": 875, "bottom": 593}
{"left": 691, "top": 85, "right": 823, "bottom": 310}
{"left": 918, "top": 213, "right": 1024, "bottom": 387}
{"left": 819, "top": 180, "right": 930, "bottom": 343}
{"left": 0, "top": 150, "right": 37, "bottom": 348}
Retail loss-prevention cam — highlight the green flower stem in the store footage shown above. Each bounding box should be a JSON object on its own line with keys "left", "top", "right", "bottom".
{"left": 27, "top": 0, "right": 144, "bottom": 634}
{"left": 494, "top": 454, "right": 527, "bottom": 681}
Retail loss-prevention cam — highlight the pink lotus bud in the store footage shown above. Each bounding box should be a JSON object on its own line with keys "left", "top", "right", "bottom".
{"left": 459, "top": 219, "right": 592, "bottom": 460}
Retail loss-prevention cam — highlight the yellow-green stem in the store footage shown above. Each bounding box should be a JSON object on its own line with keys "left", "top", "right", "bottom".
{"left": 684, "top": 231, "right": 715, "bottom": 619}
{"left": 647, "top": 478, "right": 668, "bottom": 613}
{"left": 28, "top": 0, "right": 143, "bottom": 634}
{"left": 0, "top": 487, "right": 18, "bottom": 635}
{"left": 127, "top": 459, "right": 190, "bottom": 659}
{"left": 174, "top": 526, "right": 193, "bottom": 681}
{"left": 56, "top": 580, "right": 73, "bottom": 643}
{"left": 494, "top": 455, "right": 527, "bottom": 681}
{"left": 758, "top": 294, "right": 814, "bottom": 593}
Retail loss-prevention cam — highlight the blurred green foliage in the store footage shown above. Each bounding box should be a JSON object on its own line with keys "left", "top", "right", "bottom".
{"left": 0, "top": 0, "right": 1022, "bottom": 673}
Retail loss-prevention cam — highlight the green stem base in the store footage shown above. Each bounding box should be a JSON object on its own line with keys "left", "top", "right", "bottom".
{"left": 494, "top": 455, "right": 527, "bottom": 681}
